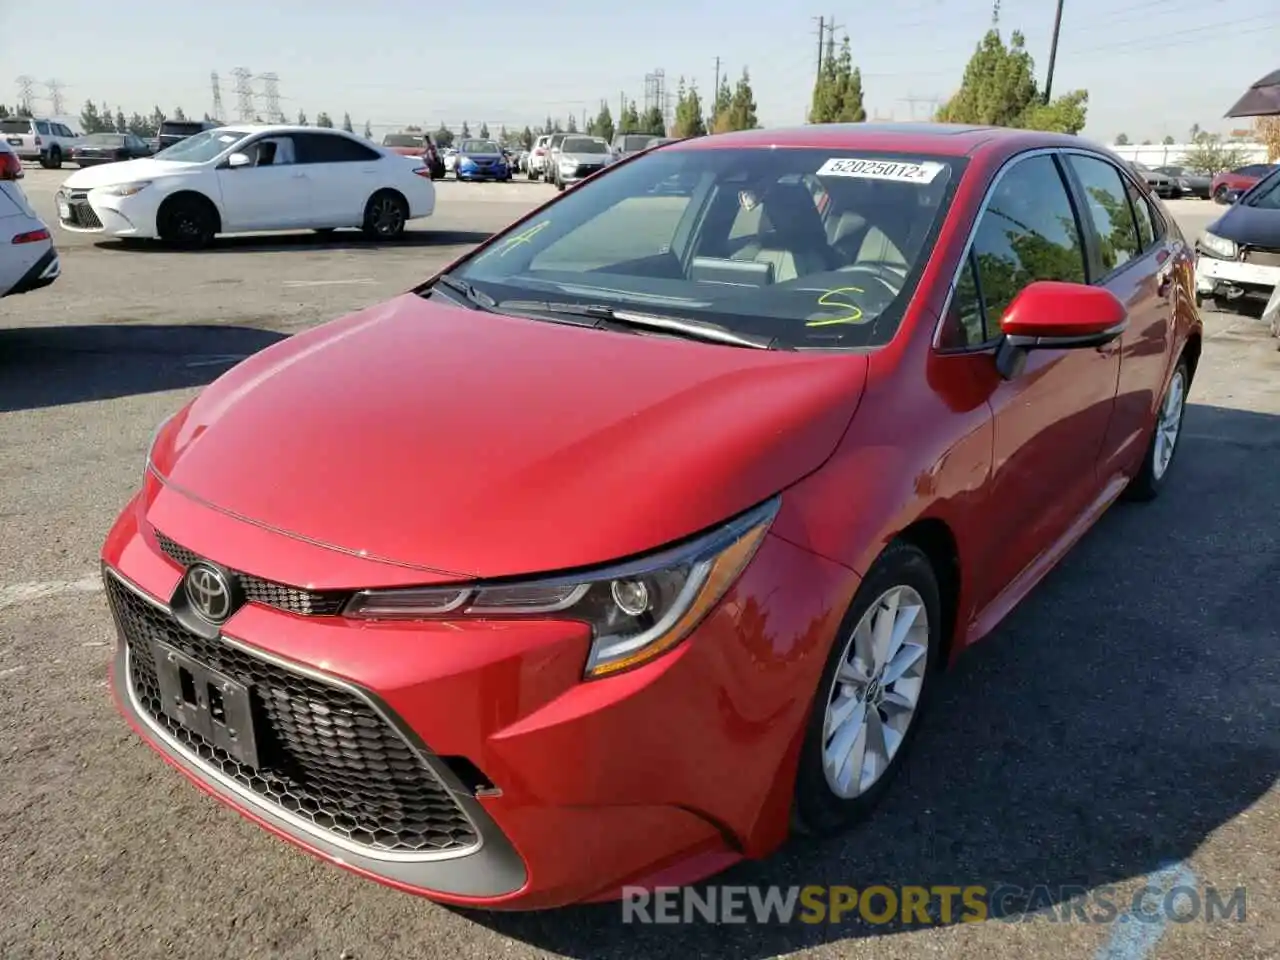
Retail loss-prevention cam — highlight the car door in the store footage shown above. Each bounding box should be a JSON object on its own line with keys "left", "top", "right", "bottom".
{"left": 939, "top": 151, "right": 1121, "bottom": 614}
{"left": 1060, "top": 151, "right": 1176, "bottom": 485}
{"left": 215, "top": 134, "right": 312, "bottom": 231}
{"left": 293, "top": 132, "right": 383, "bottom": 226}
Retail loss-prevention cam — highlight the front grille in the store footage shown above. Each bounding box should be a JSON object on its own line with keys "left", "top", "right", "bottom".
{"left": 154, "top": 531, "right": 349, "bottom": 616}
{"left": 60, "top": 192, "right": 102, "bottom": 229}
{"left": 108, "top": 572, "right": 480, "bottom": 856}
{"left": 1243, "top": 247, "right": 1280, "bottom": 268}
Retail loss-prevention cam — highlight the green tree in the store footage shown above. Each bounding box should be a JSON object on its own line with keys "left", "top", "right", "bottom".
{"left": 1179, "top": 140, "right": 1252, "bottom": 175}
{"left": 296, "top": 110, "right": 308, "bottom": 126}
{"left": 316, "top": 112, "right": 333, "bottom": 128}
{"left": 712, "top": 73, "right": 732, "bottom": 129}
{"left": 79, "top": 100, "right": 104, "bottom": 133}
{"left": 435, "top": 123, "right": 454, "bottom": 148}
{"left": 461, "top": 120, "right": 471, "bottom": 138}
{"left": 521, "top": 125, "right": 534, "bottom": 149}
{"left": 934, "top": 6, "right": 1087, "bottom": 135}
{"left": 809, "top": 31, "right": 842, "bottom": 122}
{"left": 172, "top": 106, "right": 187, "bottom": 121}
{"left": 832, "top": 40, "right": 866, "bottom": 122}
{"left": 341, "top": 112, "right": 354, "bottom": 132}
{"left": 479, "top": 121, "right": 490, "bottom": 139}
{"left": 364, "top": 120, "right": 373, "bottom": 139}
{"left": 1115, "top": 133, "right": 1130, "bottom": 145}
{"left": 639, "top": 105, "right": 665, "bottom": 136}
{"left": 498, "top": 124, "right": 508, "bottom": 144}
{"left": 115, "top": 109, "right": 127, "bottom": 133}
{"left": 715, "top": 68, "right": 760, "bottom": 133}
{"left": 618, "top": 101, "right": 641, "bottom": 135}
{"left": 591, "top": 101, "right": 615, "bottom": 142}
{"left": 1162, "top": 135, "right": 1175, "bottom": 145}
{"left": 566, "top": 114, "right": 578, "bottom": 133}
{"left": 672, "top": 77, "right": 707, "bottom": 137}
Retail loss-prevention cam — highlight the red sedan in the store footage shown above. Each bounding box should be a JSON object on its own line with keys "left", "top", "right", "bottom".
{"left": 1210, "top": 162, "right": 1277, "bottom": 202}
{"left": 102, "top": 123, "right": 1201, "bottom": 910}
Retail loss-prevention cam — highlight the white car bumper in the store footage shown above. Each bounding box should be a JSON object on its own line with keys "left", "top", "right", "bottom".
{"left": 1195, "top": 254, "right": 1280, "bottom": 296}
{"left": 56, "top": 186, "right": 160, "bottom": 238}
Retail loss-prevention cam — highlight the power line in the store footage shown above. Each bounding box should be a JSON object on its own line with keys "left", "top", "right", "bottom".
{"left": 259, "top": 72, "right": 283, "bottom": 123}
{"left": 44, "top": 79, "right": 66, "bottom": 116}
{"left": 231, "top": 67, "right": 254, "bottom": 122}
{"left": 15, "top": 76, "right": 36, "bottom": 115}
{"left": 210, "top": 72, "right": 224, "bottom": 120}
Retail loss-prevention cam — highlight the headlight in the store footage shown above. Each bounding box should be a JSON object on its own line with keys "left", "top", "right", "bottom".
{"left": 1199, "top": 231, "right": 1236, "bottom": 259}
{"left": 344, "top": 497, "right": 780, "bottom": 679}
{"left": 100, "top": 181, "right": 151, "bottom": 197}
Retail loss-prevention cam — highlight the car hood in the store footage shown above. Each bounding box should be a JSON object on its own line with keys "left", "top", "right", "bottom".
{"left": 62, "top": 158, "right": 196, "bottom": 189}
{"left": 149, "top": 294, "right": 868, "bottom": 580}
{"left": 562, "top": 153, "right": 608, "bottom": 163}
{"left": 1209, "top": 203, "right": 1280, "bottom": 247}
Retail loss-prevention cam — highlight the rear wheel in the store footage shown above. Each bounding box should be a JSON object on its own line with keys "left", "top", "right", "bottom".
{"left": 43, "top": 147, "right": 63, "bottom": 170}
{"left": 792, "top": 542, "right": 942, "bottom": 836}
{"left": 1123, "top": 355, "right": 1190, "bottom": 502}
{"left": 1213, "top": 184, "right": 1230, "bottom": 203}
{"left": 362, "top": 190, "right": 408, "bottom": 240}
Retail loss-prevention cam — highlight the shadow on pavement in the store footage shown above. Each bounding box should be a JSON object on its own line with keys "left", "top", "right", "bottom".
{"left": 459, "top": 402, "right": 1280, "bottom": 957}
{"left": 92, "top": 229, "right": 494, "bottom": 254}
{"left": 0, "top": 323, "right": 287, "bottom": 412}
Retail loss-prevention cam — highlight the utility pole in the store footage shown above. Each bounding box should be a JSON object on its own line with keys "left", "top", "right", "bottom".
{"left": 711, "top": 56, "right": 721, "bottom": 129}
{"left": 210, "top": 72, "right": 225, "bottom": 121}
{"left": 1044, "top": 0, "right": 1064, "bottom": 102}
{"left": 813, "top": 16, "right": 825, "bottom": 83}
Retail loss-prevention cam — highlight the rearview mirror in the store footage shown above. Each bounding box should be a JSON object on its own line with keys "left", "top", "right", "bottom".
{"left": 227, "top": 152, "right": 251, "bottom": 168}
{"left": 993, "top": 281, "right": 1128, "bottom": 379}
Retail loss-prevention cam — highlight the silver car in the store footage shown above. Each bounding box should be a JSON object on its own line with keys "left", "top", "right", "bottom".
{"left": 0, "top": 140, "right": 60, "bottom": 298}
{"left": 553, "top": 136, "right": 613, "bottom": 191}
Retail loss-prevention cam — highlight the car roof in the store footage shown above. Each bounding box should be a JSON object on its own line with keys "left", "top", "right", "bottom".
{"left": 212, "top": 123, "right": 367, "bottom": 137}
{"left": 667, "top": 122, "right": 1103, "bottom": 160}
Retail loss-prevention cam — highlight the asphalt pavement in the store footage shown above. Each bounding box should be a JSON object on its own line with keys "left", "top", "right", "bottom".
{"left": 1, "top": 171, "right": 1278, "bottom": 960}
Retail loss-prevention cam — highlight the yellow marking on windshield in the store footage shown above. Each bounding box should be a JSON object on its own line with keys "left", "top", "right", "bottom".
{"left": 807, "top": 287, "right": 865, "bottom": 326}
{"left": 484, "top": 219, "right": 551, "bottom": 258}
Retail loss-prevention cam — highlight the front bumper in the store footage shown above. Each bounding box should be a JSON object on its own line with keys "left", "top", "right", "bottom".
{"left": 1195, "top": 250, "right": 1280, "bottom": 302}
{"left": 102, "top": 481, "right": 858, "bottom": 909}
{"left": 457, "top": 163, "right": 510, "bottom": 180}
{"left": 55, "top": 187, "right": 152, "bottom": 237}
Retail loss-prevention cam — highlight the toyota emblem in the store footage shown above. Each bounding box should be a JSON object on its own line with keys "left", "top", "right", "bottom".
{"left": 184, "top": 564, "right": 234, "bottom": 623}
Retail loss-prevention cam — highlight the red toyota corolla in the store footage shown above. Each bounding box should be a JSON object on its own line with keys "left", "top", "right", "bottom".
{"left": 102, "top": 123, "right": 1202, "bottom": 910}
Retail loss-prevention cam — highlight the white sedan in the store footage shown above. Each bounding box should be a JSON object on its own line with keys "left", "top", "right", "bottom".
{"left": 54, "top": 124, "right": 435, "bottom": 246}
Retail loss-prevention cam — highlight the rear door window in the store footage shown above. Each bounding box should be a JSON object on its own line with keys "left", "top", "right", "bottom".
{"left": 1064, "top": 154, "right": 1142, "bottom": 275}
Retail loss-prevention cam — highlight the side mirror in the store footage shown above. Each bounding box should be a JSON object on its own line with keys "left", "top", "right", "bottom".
{"left": 226, "top": 152, "right": 251, "bottom": 168}
{"left": 993, "top": 281, "right": 1128, "bottom": 379}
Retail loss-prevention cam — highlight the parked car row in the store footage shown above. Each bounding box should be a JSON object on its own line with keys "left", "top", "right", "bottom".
{"left": 1, "top": 115, "right": 225, "bottom": 171}
{"left": 524, "top": 131, "right": 676, "bottom": 186}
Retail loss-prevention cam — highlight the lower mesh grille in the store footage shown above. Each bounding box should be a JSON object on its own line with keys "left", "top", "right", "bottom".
{"left": 108, "top": 571, "right": 480, "bottom": 856}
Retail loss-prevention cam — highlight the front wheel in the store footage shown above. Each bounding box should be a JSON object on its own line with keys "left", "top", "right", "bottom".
{"left": 362, "top": 191, "right": 408, "bottom": 240}
{"left": 1213, "top": 185, "right": 1230, "bottom": 203}
{"left": 791, "top": 542, "right": 942, "bottom": 836}
{"left": 157, "top": 196, "right": 217, "bottom": 248}
{"left": 1122, "top": 356, "right": 1190, "bottom": 502}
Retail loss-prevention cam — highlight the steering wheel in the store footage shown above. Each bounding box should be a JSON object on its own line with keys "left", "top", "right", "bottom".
{"left": 835, "top": 262, "right": 907, "bottom": 296}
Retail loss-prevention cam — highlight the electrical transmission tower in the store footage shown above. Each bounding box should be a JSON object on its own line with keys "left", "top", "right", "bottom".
{"left": 643, "top": 69, "right": 666, "bottom": 129}
{"left": 15, "top": 76, "right": 36, "bottom": 115}
{"left": 231, "top": 67, "right": 255, "bottom": 121}
{"left": 210, "top": 72, "right": 225, "bottom": 120}
{"left": 259, "top": 73, "right": 283, "bottom": 123}
{"left": 45, "top": 79, "right": 66, "bottom": 115}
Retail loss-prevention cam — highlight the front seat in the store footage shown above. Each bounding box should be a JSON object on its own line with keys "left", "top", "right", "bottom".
{"left": 733, "top": 182, "right": 838, "bottom": 282}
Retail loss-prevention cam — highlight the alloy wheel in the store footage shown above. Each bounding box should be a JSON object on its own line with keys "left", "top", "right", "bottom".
{"left": 821, "top": 585, "right": 929, "bottom": 800}
{"left": 371, "top": 197, "right": 404, "bottom": 236}
{"left": 1152, "top": 369, "right": 1186, "bottom": 480}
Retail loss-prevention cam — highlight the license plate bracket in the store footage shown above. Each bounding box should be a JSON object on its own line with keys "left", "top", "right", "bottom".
{"left": 151, "top": 641, "right": 261, "bottom": 768}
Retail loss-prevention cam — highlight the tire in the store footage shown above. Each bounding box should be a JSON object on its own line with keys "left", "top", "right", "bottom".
{"left": 362, "top": 190, "right": 408, "bottom": 240}
{"left": 1122, "top": 355, "right": 1190, "bottom": 502}
{"left": 157, "top": 195, "right": 217, "bottom": 248}
{"left": 45, "top": 147, "right": 62, "bottom": 169}
{"left": 1213, "top": 185, "right": 1230, "bottom": 203}
{"left": 791, "top": 541, "right": 943, "bottom": 837}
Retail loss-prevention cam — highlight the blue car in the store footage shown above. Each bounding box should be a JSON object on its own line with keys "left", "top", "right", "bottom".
{"left": 454, "top": 138, "right": 511, "bottom": 182}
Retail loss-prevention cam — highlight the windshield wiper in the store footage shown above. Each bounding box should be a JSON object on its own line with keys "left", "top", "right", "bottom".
{"left": 496, "top": 300, "right": 780, "bottom": 350}
{"left": 431, "top": 273, "right": 497, "bottom": 311}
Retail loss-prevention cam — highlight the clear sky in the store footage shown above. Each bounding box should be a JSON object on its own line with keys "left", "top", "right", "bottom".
{"left": 1, "top": 0, "right": 1275, "bottom": 144}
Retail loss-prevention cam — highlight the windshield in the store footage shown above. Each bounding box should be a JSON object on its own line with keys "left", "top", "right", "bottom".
{"left": 160, "top": 121, "right": 205, "bottom": 136}
{"left": 84, "top": 133, "right": 125, "bottom": 145}
{"left": 0, "top": 119, "right": 32, "bottom": 134}
{"left": 617, "top": 135, "right": 652, "bottom": 152}
{"left": 1242, "top": 168, "right": 1280, "bottom": 209}
{"left": 383, "top": 134, "right": 423, "bottom": 147}
{"left": 564, "top": 138, "right": 607, "bottom": 154}
{"left": 448, "top": 147, "right": 963, "bottom": 349}
{"left": 153, "top": 128, "right": 250, "bottom": 162}
{"left": 459, "top": 139, "right": 500, "bottom": 154}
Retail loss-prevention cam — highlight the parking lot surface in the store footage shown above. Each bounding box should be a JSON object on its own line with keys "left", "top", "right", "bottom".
{"left": 2, "top": 172, "right": 1278, "bottom": 960}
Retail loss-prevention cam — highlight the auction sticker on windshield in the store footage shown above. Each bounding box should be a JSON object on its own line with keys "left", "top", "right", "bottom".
{"left": 816, "top": 158, "right": 944, "bottom": 183}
